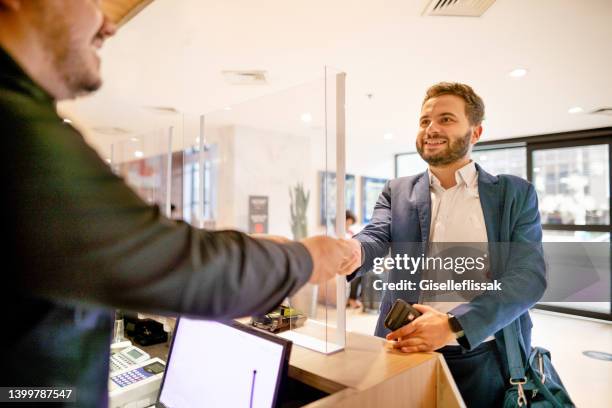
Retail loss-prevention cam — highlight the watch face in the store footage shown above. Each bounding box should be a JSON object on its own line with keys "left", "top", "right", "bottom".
{"left": 448, "top": 315, "right": 462, "bottom": 333}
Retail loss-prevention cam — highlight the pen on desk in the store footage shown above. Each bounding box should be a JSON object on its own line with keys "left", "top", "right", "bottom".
{"left": 250, "top": 369, "right": 257, "bottom": 408}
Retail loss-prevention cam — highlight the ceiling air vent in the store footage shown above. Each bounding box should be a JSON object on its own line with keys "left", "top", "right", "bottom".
{"left": 222, "top": 70, "right": 268, "bottom": 85}
{"left": 422, "top": 0, "right": 497, "bottom": 17}
{"left": 589, "top": 107, "right": 612, "bottom": 116}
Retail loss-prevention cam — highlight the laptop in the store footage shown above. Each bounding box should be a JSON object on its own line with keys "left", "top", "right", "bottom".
{"left": 154, "top": 317, "right": 292, "bottom": 408}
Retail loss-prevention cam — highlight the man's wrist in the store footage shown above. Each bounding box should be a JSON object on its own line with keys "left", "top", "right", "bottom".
{"left": 350, "top": 238, "right": 364, "bottom": 267}
{"left": 359, "top": 242, "right": 365, "bottom": 265}
{"left": 447, "top": 313, "right": 465, "bottom": 339}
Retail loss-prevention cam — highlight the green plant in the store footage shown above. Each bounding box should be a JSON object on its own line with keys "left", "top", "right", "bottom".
{"left": 289, "top": 183, "right": 310, "bottom": 240}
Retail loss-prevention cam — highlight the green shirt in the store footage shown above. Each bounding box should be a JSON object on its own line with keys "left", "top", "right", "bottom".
{"left": 1, "top": 46, "right": 312, "bottom": 407}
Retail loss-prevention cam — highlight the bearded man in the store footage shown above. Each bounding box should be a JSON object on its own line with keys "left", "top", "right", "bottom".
{"left": 341, "top": 82, "right": 546, "bottom": 407}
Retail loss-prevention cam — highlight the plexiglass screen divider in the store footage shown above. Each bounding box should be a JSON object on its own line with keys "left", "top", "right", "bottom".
{"left": 181, "top": 67, "right": 347, "bottom": 354}
{"left": 109, "top": 68, "right": 347, "bottom": 354}
{"left": 110, "top": 127, "right": 176, "bottom": 217}
{"left": 110, "top": 125, "right": 184, "bottom": 330}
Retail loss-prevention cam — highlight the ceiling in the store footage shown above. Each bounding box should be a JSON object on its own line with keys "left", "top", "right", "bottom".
{"left": 101, "top": 0, "right": 152, "bottom": 26}
{"left": 60, "top": 0, "right": 612, "bottom": 177}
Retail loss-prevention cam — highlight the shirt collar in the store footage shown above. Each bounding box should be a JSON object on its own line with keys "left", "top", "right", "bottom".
{"left": 428, "top": 161, "right": 478, "bottom": 190}
{"left": 0, "top": 46, "right": 54, "bottom": 104}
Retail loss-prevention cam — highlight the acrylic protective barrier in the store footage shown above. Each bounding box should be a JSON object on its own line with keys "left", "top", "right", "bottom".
{"left": 191, "top": 68, "right": 347, "bottom": 353}
{"left": 111, "top": 68, "right": 348, "bottom": 354}
{"left": 110, "top": 127, "right": 177, "bottom": 217}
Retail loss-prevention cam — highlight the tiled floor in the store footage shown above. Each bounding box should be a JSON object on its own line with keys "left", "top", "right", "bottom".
{"left": 344, "top": 307, "right": 612, "bottom": 407}
{"left": 530, "top": 310, "right": 611, "bottom": 408}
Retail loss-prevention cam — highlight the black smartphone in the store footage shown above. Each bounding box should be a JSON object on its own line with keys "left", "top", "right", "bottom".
{"left": 384, "top": 299, "right": 421, "bottom": 331}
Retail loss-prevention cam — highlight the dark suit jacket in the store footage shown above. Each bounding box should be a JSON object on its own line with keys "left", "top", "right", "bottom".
{"left": 353, "top": 164, "right": 546, "bottom": 360}
{"left": 1, "top": 47, "right": 312, "bottom": 406}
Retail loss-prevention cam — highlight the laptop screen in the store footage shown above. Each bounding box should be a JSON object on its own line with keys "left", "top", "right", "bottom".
{"left": 158, "top": 318, "right": 290, "bottom": 408}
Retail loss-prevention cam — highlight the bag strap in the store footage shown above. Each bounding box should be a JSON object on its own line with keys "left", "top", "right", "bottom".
{"left": 503, "top": 320, "right": 526, "bottom": 382}
{"left": 503, "top": 321, "right": 528, "bottom": 406}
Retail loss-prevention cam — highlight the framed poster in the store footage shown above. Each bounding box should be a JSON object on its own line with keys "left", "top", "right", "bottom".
{"left": 319, "top": 171, "right": 356, "bottom": 226}
{"left": 248, "top": 195, "right": 269, "bottom": 233}
{"left": 361, "top": 176, "right": 388, "bottom": 224}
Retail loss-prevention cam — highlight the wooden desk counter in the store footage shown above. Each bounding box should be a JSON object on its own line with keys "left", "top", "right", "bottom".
{"left": 286, "top": 324, "right": 465, "bottom": 408}
{"left": 138, "top": 318, "right": 465, "bottom": 407}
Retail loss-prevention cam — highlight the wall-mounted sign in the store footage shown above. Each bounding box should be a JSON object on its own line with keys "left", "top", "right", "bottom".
{"left": 248, "top": 196, "right": 269, "bottom": 233}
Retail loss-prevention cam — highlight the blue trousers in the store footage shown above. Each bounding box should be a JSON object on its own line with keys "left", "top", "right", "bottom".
{"left": 439, "top": 341, "right": 507, "bottom": 408}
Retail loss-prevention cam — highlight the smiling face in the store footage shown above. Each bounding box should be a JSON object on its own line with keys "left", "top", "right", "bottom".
{"left": 416, "top": 94, "right": 481, "bottom": 166}
{"left": 27, "top": 0, "right": 116, "bottom": 98}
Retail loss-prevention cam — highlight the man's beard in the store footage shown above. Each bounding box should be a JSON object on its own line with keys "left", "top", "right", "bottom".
{"left": 53, "top": 37, "right": 102, "bottom": 97}
{"left": 417, "top": 129, "right": 472, "bottom": 166}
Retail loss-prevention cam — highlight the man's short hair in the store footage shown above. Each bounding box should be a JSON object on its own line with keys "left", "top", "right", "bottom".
{"left": 422, "top": 82, "right": 485, "bottom": 126}
{"left": 345, "top": 210, "right": 356, "bottom": 223}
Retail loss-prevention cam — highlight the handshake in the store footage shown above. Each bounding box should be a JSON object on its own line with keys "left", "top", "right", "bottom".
{"left": 255, "top": 234, "right": 363, "bottom": 284}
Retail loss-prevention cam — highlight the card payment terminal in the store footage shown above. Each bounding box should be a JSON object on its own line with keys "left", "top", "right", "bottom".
{"left": 108, "top": 357, "right": 165, "bottom": 408}
{"left": 110, "top": 345, "right": 150, "bottom": 373}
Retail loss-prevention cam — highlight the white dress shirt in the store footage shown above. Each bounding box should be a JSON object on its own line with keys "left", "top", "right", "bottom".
{"left": 428, "top": 161, "right": 486, "bottom": 244}
{"left": 423, "top": 161, "right": 494, "bottom": 344}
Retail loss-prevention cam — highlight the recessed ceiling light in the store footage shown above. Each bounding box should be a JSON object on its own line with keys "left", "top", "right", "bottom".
{"left": 509, "top": 68, "right": 528, "bottom": 78}
{"left": 134, "top": 151, "right": 144, "bottom": 158}
{"left": 301, "top": 113, "right": 312, "bottom": 123}
{"left": 130, "top": 137, "right": 140, "bottom": 142}
{"left": 568, "top": 106, "right": 583, "bottom": 114}
{"left": 92, "top": 126, "right": 130, "bottom": 136}
{"left": 224, "top": 106, "right": 232, "bottom": 111}
{"left": 63, "top": 118, "right": 72, "bottom": 124}
{"left": 143, "top": 106, "right": 179, "bottom": 115}
{"left": 383, "top": 132, "right": 394, "bottom": 140}
{"left": 222, "top": 70, "right": 267, "bottom": 85}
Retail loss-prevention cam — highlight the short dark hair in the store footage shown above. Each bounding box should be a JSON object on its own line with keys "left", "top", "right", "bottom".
{"left": 345, "top": 210, "right": 356, "bottom": 223}
{"left": 423, "top": 82, "right": 485, "bottom": 125}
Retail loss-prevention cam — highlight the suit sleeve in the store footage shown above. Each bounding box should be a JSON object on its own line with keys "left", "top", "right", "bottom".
{"left": 348, "top": 180, "right": 393, "bottom": 280}
{"left": 449, "top": 183, "right": 547, "bottom": 350}
{"left": 11, "top": 116, "right": 312, "bottom": 319}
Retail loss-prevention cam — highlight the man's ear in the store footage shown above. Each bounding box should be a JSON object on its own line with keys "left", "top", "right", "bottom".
{"left": 0, "top": 0, "right": 21, "bottom": 11}
{"left": 471, "top": 125, "right": 483, "bottom": 144}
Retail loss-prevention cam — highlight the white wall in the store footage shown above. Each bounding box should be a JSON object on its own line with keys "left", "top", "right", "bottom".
{"left": 208, "top": 125, "right": 398, "bottom": 235}
{"left": 207, "top": 125, "right": 315, "bottom": 237}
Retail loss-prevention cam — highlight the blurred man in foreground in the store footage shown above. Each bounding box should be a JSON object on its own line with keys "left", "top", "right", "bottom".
{"left": 0, "top": 0, "right": 353, "bottom": 405}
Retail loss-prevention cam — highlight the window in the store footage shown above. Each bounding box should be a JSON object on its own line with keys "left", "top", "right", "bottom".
{"left": 182, "top": 145, "right": 218, "bottom": 226}
{"left": 530, "top": 141, "right": 611, "bottom": 320}
{"left": 396, "top": 146, "right": 527, "bottom": 179}
{"left": 472, "top": 146, "right": 526, "bottom": 179}
{"left": 395, "top": 152, "right": 427, "bottom": 177}
{"left": 533, "top": 144, "right": 609, "bottom": 226}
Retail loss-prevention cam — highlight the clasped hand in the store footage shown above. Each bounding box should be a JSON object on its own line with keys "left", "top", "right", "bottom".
{"left": 253, "top": 234, "right": 359, "bottom": 284}
{"left": 385, "top": 304, "right": 455, "bottom": 353}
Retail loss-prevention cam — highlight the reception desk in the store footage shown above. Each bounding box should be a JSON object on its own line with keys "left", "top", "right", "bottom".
{"left": 135, "top": 318, "right": 465, "bottom": 407}
{"left": 285, "top": 323, "right": 465, "bottom": 408}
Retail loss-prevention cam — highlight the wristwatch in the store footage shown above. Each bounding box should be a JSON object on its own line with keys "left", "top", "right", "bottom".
{"left": 447, "top": 313, "right": 465, "bottom": 339}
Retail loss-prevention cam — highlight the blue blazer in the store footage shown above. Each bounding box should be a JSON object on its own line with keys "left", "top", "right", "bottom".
{"left": 353, "top": 163, "right": 546, "bottom": 357}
